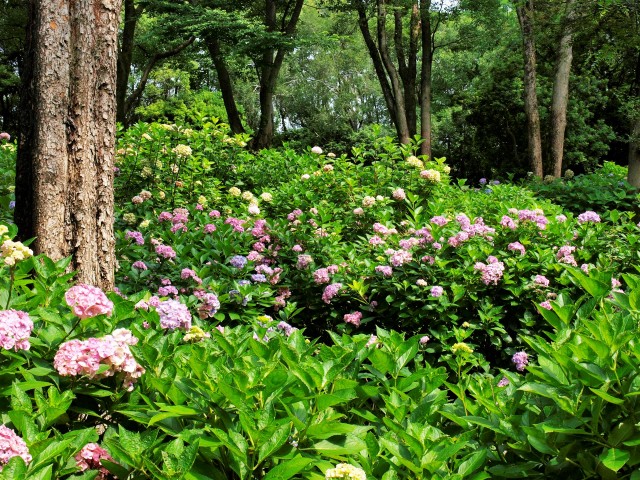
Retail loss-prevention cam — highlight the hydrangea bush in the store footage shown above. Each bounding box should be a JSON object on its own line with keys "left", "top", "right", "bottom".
{"left": 0, "top": 123, "right": 639, "bottom": 478}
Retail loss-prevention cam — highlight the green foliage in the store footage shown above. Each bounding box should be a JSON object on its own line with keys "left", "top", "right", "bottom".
{"left": 526, "top": 163, "right": 640, "bottom": 216}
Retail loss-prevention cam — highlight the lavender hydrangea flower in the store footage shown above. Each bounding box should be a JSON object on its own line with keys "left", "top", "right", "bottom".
{"left": 512, "top": 351, "right": 529, "bottom": 371}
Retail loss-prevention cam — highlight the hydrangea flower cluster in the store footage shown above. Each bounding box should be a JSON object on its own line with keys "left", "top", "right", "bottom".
{"left": 65, "top": 285, "right": 114, "bottom": 319}
{"left": 577, "top": 211, "right": 601, "bottom": 224}
{"left": 0, "top": 310, "right": 33, "bottom": 351}
{"left": 508, "top": 242, "right": 526, "bottom": 256}
{"left": 474, "top": 256, "right": 505, "bottom": 285}
{"left": 556, "top": 245, "right": 577, "bottom": 266}
{"left": 132, "top": 260, "right": 147, "bottom": 270}
{"left": 325, "top": 463, "right": 366, "bottom": 480}
{"left": 277, "top": 321, "right": 297, "bottom": 336}
{"left": 125, "top": 230, "right": 144, "bottom": 245}
{"left": 375, "top": 265, "right": 393, "bottom": 277}
{"left": 512, "top": 351, "right": 529, "bottom": 371}
{"left": 534, "top": 275, "right": 549, "bottom": 287}
{"left": 229, "top": 255, "right": 247, "bottom": 269}
{"left": 0, "top": 425, "right": 31, "bottom": 468}
{"left": 194, "top": 291, "right": 221, "bottom": 319}
{"left": 75, "top": 443, "right": 114, "bottom": 479}
{"left": 392, "top": 188, "right": 406, "bottom": 200}
{"left": 156, "top": 299, "right": 192, "bottom": 330}
{"left": 420, "top": 169, "right": 441, "bottom": 183}
{"left": 54, "top": 329, "right": 144, "bottom": 390}
{"left": 430, "top": 286, "right": 444, "bottom": 297}
{"left": 171, "top": 144, "right": 192, "bottom": 157}
{"left": 296, "top": 254, "right": 313, "bottom": 270}
{"left": 405, "top": 155, "right": 424, "bottom": 169}
{"left": 155, "top": 244, "right": 176, "bottom": 259}
{"left": 322, "top": 283, "right": 342, "bottom": 303}
{"left": 344, "top": 311, "right": 363, "bottom": 327}
{"left": 0, "top": 239, "right": 33, "bottom": 266}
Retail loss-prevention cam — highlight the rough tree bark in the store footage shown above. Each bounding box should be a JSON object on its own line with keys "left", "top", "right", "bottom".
{"left": 549, "top": 0, "right": 576, "bottom": 178}
{"left": 250, "top": 0, "right": 304, "bottom": 150}
{"left": 516, "top": 0, "right": 544, "bottom": 178}
{"left": 15, "top": 0, "right": 122, "bottom": 290}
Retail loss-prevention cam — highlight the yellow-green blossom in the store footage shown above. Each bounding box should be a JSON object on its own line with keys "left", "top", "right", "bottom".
{"left": 325, "top": 463, "right": 366, "bottom": 480}
{"left": 406, "top": 155, "right": 424, "bottom": 169}
{"left": 183, "top": 326, "right": 211, "bottom": 343}
{"left": 1, "top": 240, "right": 33, "bottom": 266}
{"left": 123, "top": 213, "right": 136, "bottom": 225}
{"left": 229, "top": 187, "right": 241, "bottom": 197}
{"left": 452, "top": 342, "right": 474, "bottom": 354}
{"left": 172, "top": 144, "right": 192, "bottom": 158}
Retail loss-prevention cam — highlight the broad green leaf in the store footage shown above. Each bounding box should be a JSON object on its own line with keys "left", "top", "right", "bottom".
{"left": 263, "top": 456, "right": 314, "bottom": 480}
{"left": 600, "top": 448, "right": 629, "bottom": 472}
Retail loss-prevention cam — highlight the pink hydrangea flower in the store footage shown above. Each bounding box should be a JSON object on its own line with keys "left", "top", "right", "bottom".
{"left": 508, "top": 242, "right": 526, "bottom": 256}
{"left": 430, "top": 216, "right": 448, "bottom": 226}
{"left": 375, "top": 265, "right": 393, "bottom": 277}
{"left": 54, "top": 329, "right": 144, "bottom": 390}
{"left": 296, "top": 254, "right": 313, "bottom": 269}
{"left": 132, "top": 260, "right": 147, "bottom": 270}
{"left": 474, "top": 256, "right": 505, "bottom": 285}
{"left": 344, "top": 311, "right": 363, "bottom": 327}
{"left": 534, "top": 275, "right": 549, "bottom": 287}
{"left": 155, "top": 244, "right": 176, "bottom": 259}
{"left": 0, "top": 425, "right": 31, "bottom": 467}
{"left": 322, "top": 283, "right": 342, "bottom": 303}
{"left": 75, "top": 443, "right": 114, "bottom": 479}
{"left": 65, "top": 285, "right": 114, "bottom": 319}
{"left": 0, "top": 310, "right": 33, "bottom": 351}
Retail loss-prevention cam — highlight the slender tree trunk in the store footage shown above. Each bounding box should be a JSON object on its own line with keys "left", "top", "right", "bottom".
{"left": 250, "top": 0, "right": 304, "bottom": 150}
{"left": 377, "top": 0, "right": 410, "bottom": 144}
{"left": 356, "top": 4, "right": 400, "bottom": 134}
{"left": 550, "top": 0, "right": 576, "bottom": 178}
{"left": 206, "top": 37, "right": 245, "bottom": 135}
{"left": 627, "top": 51, "right": 640, "bottom": 187}
{"left": 116, "top": 0, "right": 142, "bottom": 125}
{"left": 419, "top": 0, "right": 433, "bottom": 159}
{"left": 15, "top": 0, "right": 121, "bottom": 290}
{"left": 516, "top": 0, "right": 544, "bottom": 177}
{"left": 124, "top": 36, "right": 195, "bottom": 122}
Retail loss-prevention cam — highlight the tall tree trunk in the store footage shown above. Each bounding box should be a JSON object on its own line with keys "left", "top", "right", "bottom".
{"left": 355, "top": 4, "right": 400, "bottom": 135}
{"left": 395, "top": 5, "right": 419, "bottom": 137}
{"left": 250, "top": 0, "right": 304, "bottom": 150}
{"left": 516, "top": 0, "right": 544, "bottom": 177}
{"left": 116, "top": 0, "right": 142, "bottom": 125}
{"left": 419, "top": 0, "right": 433, "bottom": 159}
{"left": 377, "top": 0, "right": 410, "bottom": 144}
{"left": 15, "top": 0, "right": 121, "bottom": 290}
{"left": 206, "top": 37, "right": 245, "bottom": 135}
{"left": 627, "top": 51, "right": 640, "bottom": 187}
{"left": 549, "top": 0, "right": 576, "bottom": 178}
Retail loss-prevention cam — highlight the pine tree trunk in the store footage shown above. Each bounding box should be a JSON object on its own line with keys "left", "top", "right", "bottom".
{"left": 516, "top": 0, "right": 544, "bottom": 178}
{"left": 15, "top": 0, "right": 121, "bottom": 290}
{"left": 550, "top": 0, "right": 575, "bottom": 178}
